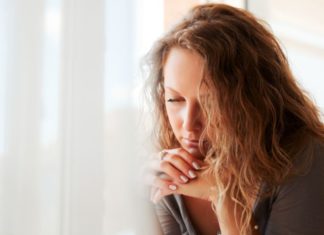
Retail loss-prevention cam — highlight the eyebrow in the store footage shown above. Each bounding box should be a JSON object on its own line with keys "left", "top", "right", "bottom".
{"left": 164, "top": 86, "right": 181, "bottom": 94}
{"left": 164, "top": 86, "right": 209, "bottom": 97}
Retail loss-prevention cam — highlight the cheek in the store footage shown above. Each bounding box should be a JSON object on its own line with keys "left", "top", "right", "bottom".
{"left": 166, "top": 106, "right": 182, "bottom": 134}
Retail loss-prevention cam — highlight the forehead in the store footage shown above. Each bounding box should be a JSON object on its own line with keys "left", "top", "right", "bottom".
{"left": 163, "top": 47, "right": 206, "bottom": 95}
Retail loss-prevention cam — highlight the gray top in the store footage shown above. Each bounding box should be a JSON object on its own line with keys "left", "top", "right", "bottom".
{"left": 154, "top": 139, "right": 324, "bottom": 235}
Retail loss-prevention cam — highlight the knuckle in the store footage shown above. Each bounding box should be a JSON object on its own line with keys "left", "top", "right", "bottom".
{"left": 159, "top": 162, "right": 173, "bottom": 175}
{"left": 175, "top": 161, "right": 190, "bottom": 173}
{"left": 178, "top": 148, "right": 190, "bottom": 160}
{"left": 182, "top": 164, "right": 191, "bottom": 172}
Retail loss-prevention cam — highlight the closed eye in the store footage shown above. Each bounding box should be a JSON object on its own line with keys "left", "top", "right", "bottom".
{"left": 166, "top": 98, "right": 183, "bottom": 103}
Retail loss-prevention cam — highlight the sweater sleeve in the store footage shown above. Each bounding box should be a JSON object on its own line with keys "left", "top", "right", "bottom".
{"left": 154, "top": 197, "right": 182, "bottom": 235}
{"left": 265, "top": 140, "right": 324, "bottom": 235}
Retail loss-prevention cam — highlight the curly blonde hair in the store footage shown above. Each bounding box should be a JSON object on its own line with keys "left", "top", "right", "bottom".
{"left": 145, "top": 3, "right": 324, "bottom": 234}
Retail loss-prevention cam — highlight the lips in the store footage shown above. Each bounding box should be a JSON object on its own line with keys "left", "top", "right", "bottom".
{"left": 182, "top": 137, "right": 199, "bottom": 148}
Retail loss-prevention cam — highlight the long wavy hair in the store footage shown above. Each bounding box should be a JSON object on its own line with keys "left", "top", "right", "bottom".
{"left": 145, "top": 3, "right": 324, "bottom": 234}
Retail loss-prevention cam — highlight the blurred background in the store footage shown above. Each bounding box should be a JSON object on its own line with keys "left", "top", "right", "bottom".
{"left": 0, "top": 0, "right": 323, "bottom": 234}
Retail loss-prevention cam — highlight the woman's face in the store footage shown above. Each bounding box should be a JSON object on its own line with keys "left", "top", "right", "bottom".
{"left": 163, "top": 47, "right": 206, "bottom": 159}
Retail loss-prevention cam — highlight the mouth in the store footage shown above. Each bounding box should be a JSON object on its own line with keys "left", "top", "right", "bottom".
{"left": 182, "top": 137, "right": 199, "bottom": 148}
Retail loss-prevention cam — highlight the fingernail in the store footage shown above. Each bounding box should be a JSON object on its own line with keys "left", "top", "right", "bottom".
{"left": 192, "top": 161, "right": 201, "bottom": 170}
{"left": 188, "top": 170, "right": 197, "bottom": 179}
{"left": 180, "top": 175, "right": 189, "bottom": 183}
{"left": 169, "top": 184, "right": 177, "bottom": 191}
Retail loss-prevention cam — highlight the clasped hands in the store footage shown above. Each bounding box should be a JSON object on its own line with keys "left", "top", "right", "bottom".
{"left": 142, "top": 148, "right": 257, "bottom": 235}
{"left": 143, "top": 148, "right": 213, "bottom": 203}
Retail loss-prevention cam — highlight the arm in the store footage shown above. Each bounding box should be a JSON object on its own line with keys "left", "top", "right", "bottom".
{"left": 154, "top": 197, "right": 182, "bottom": 235}
{"left": 147, "top": 148, "right": 260, "bottom": 235}
{"left": 143, "top": 148, "right": 205, "bottom": 234}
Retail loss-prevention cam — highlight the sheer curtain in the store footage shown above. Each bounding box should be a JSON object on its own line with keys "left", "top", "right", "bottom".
{"left": 0, "top": 0, "right": 105, "bottom": 234}
{"left": 0, "top": 0, "right": 161, "bottom": 234}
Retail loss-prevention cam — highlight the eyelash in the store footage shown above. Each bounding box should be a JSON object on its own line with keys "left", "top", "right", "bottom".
{"left": 167, "top": 98, "right": 181, "bottom": 103}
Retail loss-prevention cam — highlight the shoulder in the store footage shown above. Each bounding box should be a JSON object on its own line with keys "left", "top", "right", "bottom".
{"left": 275, "top": 137, "right": 324, "bottom": 202}
{"left": 264, "top": 138, "right": 324, "bottom": 234}
{"left": 279, "top": 137, "right": 324, "bottom": 193}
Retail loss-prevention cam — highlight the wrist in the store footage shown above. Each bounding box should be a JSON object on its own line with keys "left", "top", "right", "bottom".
{"left": 207, "top": 186, "right": 218, "bottom": 201}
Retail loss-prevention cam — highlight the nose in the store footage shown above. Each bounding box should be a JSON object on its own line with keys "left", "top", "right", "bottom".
{"left": 182, "top": 102, "right": 203, "bottom": 132}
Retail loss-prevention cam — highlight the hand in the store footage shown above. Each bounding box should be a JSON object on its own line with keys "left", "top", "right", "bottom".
{"left": 142, "top": 149, "right": 260, "bottom": 235}
{"left": 142, "top": 148, "right": 207, "bottom": 203}
{"left": 167, "top": 169, "right": 215, "bottom": 201}
{"left": 143, "top": 148, "right": 212, "bottom": 203}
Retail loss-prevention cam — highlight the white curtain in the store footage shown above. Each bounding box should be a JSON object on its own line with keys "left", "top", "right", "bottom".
{"left": 0, "top": 0, "right": 162, "bottom": 234}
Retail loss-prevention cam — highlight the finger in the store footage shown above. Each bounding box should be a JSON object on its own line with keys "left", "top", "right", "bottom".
{"left": 162, "top": 152, "right": 198, "bottom": 180}
{"left": 143, "top": 171, "right": 172, "bottom": 186}
{"left": 144, "top": 159, "right": 190, "bottom": 184}
{"left": 142, "top": 151, "right": 169, "bottom": 175}
{"left": 142, "top": 158, "right": 188, "bottom": 185}
{"left": 154, "top": 150, "right": 205, "bottom": 182}
{"left": 153, "top": 175, "right": 178, "bottom": 192}
{"left": 145, "top": 172, "right": 178, "bottom": 192}
{"left": 159, "top": 160, "right": 191, "bottom": 184}
{"left": 165, "top": 148, "right": 207, "bottom": 170}
{"left": 149, "top": 177, "right": 178, "bottom": 204}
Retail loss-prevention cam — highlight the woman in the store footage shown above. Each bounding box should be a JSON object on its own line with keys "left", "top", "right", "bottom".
{"left": 144, "top": 3, "right": 324, "bottom": 235}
